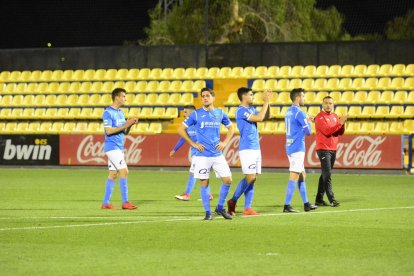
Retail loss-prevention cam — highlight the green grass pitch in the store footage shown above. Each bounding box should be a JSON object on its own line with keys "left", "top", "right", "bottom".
{"left": 0, "top": 168, "right": 413, "bottom": 275}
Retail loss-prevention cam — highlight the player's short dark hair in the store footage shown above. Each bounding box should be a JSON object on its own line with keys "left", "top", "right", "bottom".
{"left": 200, "top": 87, "right": 214, "bottom": 97}
{"left": 323, "top": 96, "right": 334, "bottom": 102}
{"left": 112, "top": 88, "right": 126, "bottom": 101}
{"left": 237, "top": 87, "right": 252, "bottom": 101}
{"left": 290, "top": 88, "right": 305, "bottom": 102}
{"left": 183, "top": 105, "right": 196, "bottom": 110}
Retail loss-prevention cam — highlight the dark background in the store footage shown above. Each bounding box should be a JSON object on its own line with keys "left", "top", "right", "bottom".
{"left": 0, "top": 0, "right": 413, "bottom": 49}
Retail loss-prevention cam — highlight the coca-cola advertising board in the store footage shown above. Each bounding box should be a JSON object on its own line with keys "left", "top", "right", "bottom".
{"left": 59, "top": 134, "right": 402, "bottom": 169}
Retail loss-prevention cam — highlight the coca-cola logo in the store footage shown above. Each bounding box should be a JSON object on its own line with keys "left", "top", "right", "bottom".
{"left": 307, "top": 136, "right": 386, "bottom": 167}
{"left": 222, "top": 136, "right": 240, "bottom": 165}
{"left": 76, "top": 135, "right": 146, "bottom": 164}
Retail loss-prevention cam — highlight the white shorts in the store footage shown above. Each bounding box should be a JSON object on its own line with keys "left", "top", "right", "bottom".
{"left": 239, "top": 149, "right": 262, "bottom": 175}
{"left": 192, "top": 155, "right": 232, "bottom": 180}
{"left": 287, "top": 151, "right": 305, "bottom": 173}
{"left": 106, "top": 149, "right": 128, "bottom": 171}
{"left": 189, "top": 156, "right": 195, "bottom": 174}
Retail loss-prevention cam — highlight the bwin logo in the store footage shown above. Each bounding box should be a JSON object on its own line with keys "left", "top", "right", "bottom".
{"left": 3, "top": 140, "right": 52, "bottom": 160}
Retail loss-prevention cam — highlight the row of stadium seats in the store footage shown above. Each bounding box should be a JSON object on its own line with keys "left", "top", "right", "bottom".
{"left": 224, "top": 105, "right": 414, "bottom": 119}
{"left": 0, "top": 93, "right": 194, "bottom": 107}
{"left": 0, "top": 107, "right": 179, "bottom": 120}
{"left": 251, "top": 77, "right": 414, "bottom": 92}
{"left": 219, "top": 120, "right": 414, "bottom": 135}
{"left": 0, "top": 121, "right": 162, "bottom": 135}
{"left": 226, "top": 90, "right": 414, "bottom": 105}
{"left": 0, "top": 80, "right": 206, "bottom": 94}
{"left": 1, "top": 64, "right": 413, "bottom": 82}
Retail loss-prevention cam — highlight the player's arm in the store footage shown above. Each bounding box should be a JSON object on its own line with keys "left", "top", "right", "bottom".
{"left": 105, "top": 118, "right": 137, "bottom": 135}
{"left": 248, "top": 90, "right": 272, "bottom": 122}
{"left": 178, "top": 124, "right": 204, "bottom": 152}
{"left": 170, "top": 138, "right": 185, "bottom": 157}
{"left": 124, "top": 118, "right": 139, "bottom": 135}
{"left": 216, "top": 111, "right": 234, "bottom": 151}
{"left": 316, "top": 114, "right": 346, "bottom": 136}
{"left": 297, "top": 111, "right": 312, "bottom": 136}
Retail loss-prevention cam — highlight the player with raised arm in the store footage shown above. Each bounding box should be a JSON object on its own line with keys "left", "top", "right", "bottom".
{"left": 101, "top": 88, "right": 138, "bottom": 210}
{"left": 171, "top": 105, "right": 213, "bottom": 201}
{"left": 227, "top": 87, "right": 272, "bottom": 216}
{"left": 178, "top": 88, "right": 234, "bottom": 220}
{"left": 283, "top": 88, "right": 317, "bottom": 213}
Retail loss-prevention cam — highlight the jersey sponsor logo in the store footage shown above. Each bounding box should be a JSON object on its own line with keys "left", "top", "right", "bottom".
{"left": 200, "top": 121, "right": 221, "bottom": 129}
{"left": 3, "top": 139, "right": 52, "bottom": 160}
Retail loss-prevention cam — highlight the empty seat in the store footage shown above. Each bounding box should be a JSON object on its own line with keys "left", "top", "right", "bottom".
{"left": 347, "top": 106, "right": 362, "bottom": 118}
{"left": 217, "top": 67, "right": 232, "bottom": 78}
{"left": 372, "top": 106, "right": 390, "bottom": 118}
{"left": 21, "top": 108, "right": 35, "bottom": 119}
{"left": 345, "top": 122, "right": 360, "bottom": 135}
{"left": 192, "top": 80, "right": 206, "bottom": 92}
{"left": 251, "top": 80, "right": 265, "bottom": 91}
{"left": 378, "top": 64, "right": 392, "bottom": 77}
{"left": 156, "top": 94, "right": 170, "bottom": 105}
{"left": 391, "top": 91, "right": 408, "bottom": 104}
{"left": 0, "top": 71, "right": 10, "bottom": 82}
{"left": 389, "top": 121, "right": 404, "bottom": 134}
{"left": 313, "top": 79, "right": 327, "bottom": 91}
{"left": 137, "top": 68, "right": 150, "bottom": 80}
{"left": 366, "top": 64, "right": 380, "bottom": 76}
{"left": 39, "top": 122, "right": 53, "bottom": 133}
{"left": 149, "top": 68, "right": 162, "bottom": 80}
{"left": 171, "top": 68, "right": 185, "bottom": 79}
{"left": 275, "top": 79, "right": 289, "bottom": 91}
{"left": 403, "top": 78, "right": 414, "bottom": 90}
{"left": 327, "top": 65, "right": 341, "bottom": 78}
{"left": 360, "top": 121, "right": 375, "bottom": 134}
{"left": 363, "top": 78, "right": 378, "bottom": 90}
{"left": 102, "top": 81, "right": 115, "bottom": 93}
{"left": 92, "top": 108, "right": 105, "bottom": 119}
{"left": 44, "top": 108, "right": 58, "bottom": 119}
{"left": 56, "top": 95, "right": 68, "bottom": 106}
{"left": 365, "top": 91, "right": 381, "bottom": 104}
{"left": 352, "top": 65, "right": 367, "bottom": 77}
{"left": 377, "top": 77, "right": 391, "bottom": 90}
{"left": 389, "top": 105, "right": 404, "bottom": 119}
{"left": 0, "top": 108, "right": 11, "bottom": 119}
{"left": 371, "top": 122, "right": 389, "bottom": 135}
{"left": 77, "top": 95, "right": 90, "bottom": 106}
{"left": 27, "top": 122, "right": 41, "bottom": 134}
{"left": 158, "top": 81, "right": 171, "bottom": 93}
{"left": 11, "top": 95, "right": 24, "bottom": 106}
{"left": 139, "top": 107, "right": 153, "bottom": 119}
{"left": 10, "top": 108, "right": 23, "bottom": 119}
{"left": 125, "top": 68, "right": 138, "bottom": 80}
{"left": 61, "top": 70, "right": 74, "bottom": 81}
{"left": 56, "top": 108, "right": 69, "bottom": 119}
{"left": 165, "top": 107, "right": 178, "bottom": 119}
{"left": 252, "top": 66, "right": 267, "bottom": 78}
{"left": 252, "top": 92, "right": 263, "bottom": 105}
{"left": 315, "top": 65, "right": 329, "bottom": 78}
{"left": 334, "top": 106, "right": 347, "bottom": 116}
{"left": 307, "top": 106, "right": 321, "bottom": 117}
{"left": 167, "top": 93, "right": 181, "bottom": 106}
{"left": 378, "top": 91, "right": 394, "bottom": 104}
{"left": 182, "top": 68, "right": 196, "bottom": 79}
{"left": 72, "top": 70, "right": 85, "bottom": 81}
{"left": 391, "top": 64, "right": 405, "bottom": 77}
{"left": 68, "top": 82, "right": 81, "bottom": 94}
{"left": 50, "top": 121, "right": 64, "bottom": 134}
{"left": 241, "top": 66, "right": 255, "bottom": 78}
{"left": 169, "top": 80, "right": 182, "bottom": 92}
{"left": 402, "top": 106, "right": 414, "bottom": 118}
{"left": 288, "top": 79, "right": 302, "bottom": 90}
{"left": 144, "top": 94, "right": 158, "bottom": 105}
{"left": 403, "top": 120, "right": 414, "bottom": 134}
{"left": 360, "top": 106, "right": 376, "bottom": 118}
{"left": 94, "top": 69, "right": 106, "bottom": 81}
{"left": 180, "top": 93, "right": 194, "bottom": 105}
{"left": 194, "top": 67, "right": 208, "bottom": 79}
{"left": 353, "top": 91, "right": 368, "bottom": 104}
{"left": 225, "top": 93, "right": 239, "bottom": 105}
{"left": 404, "top": 64, "right": 414, "bottom": 77}
{"left": 277, "top": 66, "right": 291, "bottom": 78}
{"left": 339, "top": 65, "right": 354, "bottom": 78}
{"left": 338, "top": 91, "right": 354, "bottom": 104}
{"left": 79, "top": 108, "right": 93, "bottom": 119}
{"left": 148, "top": 122, "right": 162, "bottom": 134}
{"left": 62, "top": 122, "right": 76, "bottom": 133}
{"left": 67, "top": 108, "right": 81, "bottom": 119}
{"left": 33, "top": 108, "right": 46, "bottom": 118}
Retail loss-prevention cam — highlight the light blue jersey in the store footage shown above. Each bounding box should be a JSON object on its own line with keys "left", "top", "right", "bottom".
{"left": 236, "top": 105, "right": 260, "bottom": 151}
{"left": 173, "top": 125, "right": 198, "bottom": 157}
{"left": 285, "top": 105, "right": 311, "bottom": 154}
{"left": 103, "top": 106, "right": 126, "bottom": 152}
{"left": 183, "top": 107, "right": 232, "bottom": 157}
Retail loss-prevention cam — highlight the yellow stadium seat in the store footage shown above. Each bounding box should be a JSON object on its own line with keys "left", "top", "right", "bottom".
{"left": 104, "top": 69, "right": 117, "bottom": 80}
{"left": 56, "top": 82, "right": 69, "bottom": 94}
{"left": 289, "top": 66, "right": 304, "bottom": 78}
{"left": 19, "top": 71, "right": 31, "bottom": 82}
{"left": 288, "top": 79, "right": 302, "bottom": 90}
{"left": 94, "top": 69, "right": 106, "bottom": 81}
{"left": 157, "top": 81, "right": 170, "bottom": 93}
{"left": 34, "top": 108, "right": 46, "bottom": 118}
{"left": 16, "top": 122, "right": 30, "bottom": 133}
{"left": 125, "top": 107, "right": 138, "bottom": 118}
{"left": 183, "top": 68, "right": 196, "bottom": 79}
{"left": 325, "top": 78, "right": 339, "bottom": 91}
{"left": 328, "top": 91, "right": 341, "bottom": 102}
{"left": 124, "top": 81, "right": 136, "bottom": 92}
{"left": 149, "top": 68, "right": 162, "bottom": 80}
{"left": 263, "top": 79, "right": 276, "bottom": 91}
{"left": 268, "top": 106, "right": 280, "bottom": 119}
{"left": 314, "top": 79, "right": 327, "bottom": 91}
{"left": 192, "top": 80, "right": 206, "bottom": 92}
{"left": 90, "top": 82, "right": 103, "bottom": 93}
{"left": 339, "top": 65, "right": 354, "bottom": 78}
{"left": 391, "top": 91, "right": 408, "bottom": 104}
{"left": 304, "top": 92, "right": 316, "bottom": 104}
{"left": 404, "top": 64, "right": 414, "bottom": 76}
{"left": 370, "top": 122, "right": 388, "bottom": 135}
{"left": 44, "top": 108, "right": 58, "bottom": 119}
{"left": 350, "top": 78, "right": 364, "bottom": 90}
{"left": 241, "top": 66, "right": 255, "bottom": 78}
{"left": 3, "top": 83, "right": 16, "bottom": 94}
{"left": 79, "top": 108, "right": 93, "bottom": 119}
{"left": 133, "top": 122, "right": 150, "bottom": 134}
{"left": 265, "top": 66, "right": 279, "bottom": 78}
{"left": 144, "top": 94, "right": 158, "bottom": 105}
{"left": 225, "top": 93, "right": 239, "bottom": 105}
{"left": 360, "top": 106, "right": 375, "bottom": 118}
{"left": 167, "top": 93, "right": 181, "bottom": 106}
{"left": 230, "top": 67, "right": 244, "bottom": 78}
{"left": 276, "top": 121, "right": 286, "bottom": 134}
{"left": 403, "top": 77, "right": 414, "bottom": 90}
{"left": 67, "top": 108, "right": 81, "bottom": 119}
{"left": 347, "top": 106, "right": 362, "bottom": 118}
{"left": 34, "top": 83, "right": 47, "bottom": 94}
{"left": 61, "top": 122, "right": 76, "bottom": 134}
{"left": 366, "top": 64, "right": 380, "bottom": 76}
{"left": 149, "top": 122, "right": 162, "bottom": 134}
{"left": 338, "top": 78, "right": 352, "bottom": 91}
{"left": 251, "top": 79, "right": 265, "bottom": 91}
{"left": 345, "top": 122, "right": 359, "bottom": 135}
{"left": 125, "top": 69, "right": 139, "bottom": 80}
{"left": 253, "top": 66, "right": 267, "bottom": 78}
{"left": 180, "top": 93, "right": 194, "bottom": 105}
{"left": 11, "top": 95, "right": 24, "bottom": 106}
{"left": 77, "top": 82, "right": 91, "bottom": 94}
{"left": 316, "top": 65, "right": 329, "bottom": 78}
{"left": 100, "top": 94, "right": 112, "bottom": 106}
{"left": 389, "top": 121, "right": 404, "bottom": 134}
{"left": 218, "top": 67, "right": 232, "bottom": 78}
{"left": 378, "top": 64, "right": 392, "bottom": 77}
{"left": 334, "top": 106, "right": 348, "bottom": 116}
{"left": 76, "top": 95, "right": 89, "bottom": 106}
{"left": 0, "top": 71, "right": 10, "bottom": 82}
{"left": 389, "top": 105, "right": 404, "bottom": 119}
{"left": 140, "top": 107, "right": 153, "bottom": 119}
{"left": 136, "top": 68, "right": 150, "bottom": 80}
{"left": 180, "top": 80, "right": 193, "bottom": 92}
{"left": 101, "top": 81, "right": 114, "bottom": 93}
{"left": 172, "top": 68, "right": 185, "bottom": 79}
{"left": 352, "top": 65, "right": 367, "bottom": 77}
{"left": 362, "top": 78, "right": 378, "bottom": 90}
{"left": 300, "top": 79, "right": 313, "bottom": 91}
{"left": 402, "top": 106, "right": 414, "bottom": 119}
{"left": 61, "top": 70, "right": 73, "bottom": 81}
{"left": 29, "top": 70, "right": 42, "bottom": 82}
{"left": 327, "top": 65, "right": 341, "bottom": 78}
{"left": 302, "top": 65, "right": 316, "bottom": 78}
{"left": 365, "top": 91, "right": 381, "bottom": 104}
{"left": 124, "top": 94, "right": 135, "bottom": 106}
{"left": 165, "top": 107, "right": 178, "bottom": 119}
{"left": 74, "top": 122, "right": 88, "bottom": 133}
{"left": 22, "top": 95, "right": 34, "bottom": 107}
{"left": 372, "top": 106, "right": 390, "bottom": 118}
{"left": 8, "top": 71, "right": 21, "bottom": 82}
{"left": 56, "top": 108, "right": 69, "bottom": 119}
{"left": 407, "top": 91, "right": 414, "bottom": 102}
{"left": 50, "top": 121, "right": 64, "bottom": 134}
{"left": 277, "top": 92, "right": 291, "bottom": 104}
{"left": 92, "top": 108, "right": 105, "bottom": 119}
{"left": 403, "top": 120, "right": 414, "bottom": 134}
{"left": 67, "top": 82, "right": 80, "bottom": 94}
{"left": 278, "top": 66, "right": 291, "bottom": 78}
{"left": 226, "top": 106, "right": 237, "bottom": 119}
{"left": 72, "top": 70, "right": 84, "bottom": 81}
{"left": 275, "top": 79, "right": 289, "bottom": 91}
{"left": 9, "top": 108, "right": 23, "bottom": 119}
{"left": 377, "top": 77, "right": 392, "bottom": 90}
{"left": 82, "top": 69, "right": 95, "bottom": 81}
{"left": 353, "top": 91, "right": 368, "bottom": 104}
{"left": 252, "top": 92, "right": 263, "bottom": 105}
{"left": 360, "top": 121, "right": 375, "bottom": 134}
{"left": 133, "top": 94, "right": 146, "bottom": 105}
{"left": 207, "top": 67, "right": 220, "bottom": 79}
{"left": 21, "top": 108, "right": 35, "bottom": 119}
{"left": 66, "top": 94, "right": 79, "bottom": 106}
{"left": 134, "top": 81, "right": 147, "bottom": 92}
{"left": 16, "top": 83, "right": 28, "bottom": 94}
{"left": 160, "top": 68, "right": 173, "bottom": 80}
{"left": 307, "top": 106, "right": 321, "bottom": 117}
{"left": 194, "top": 67, "right": 208, "bottom": 79}
{"left": 168, "top": 80, "right": 181, "bottom": 92}
{"left": 378, "top": 91, "right": 394, "bottom": 104}
{"left": 0, "top": 108, "right": 12, "bottom": 120}
{"left": 145, "top": 81, "right": 158, "bottom": 92}
{"left": 338, "top": 91, "right": 354, "bottom": 104}
{"left": 391, "top": 64, "right": 405, "bottom": 77}
{"left": 3, "top": 122, "right": 17, "bottom": 134}
{"left": 27, "top": 122, "right": 41, "bottom": 134}
{"left": 156, "top": 94, "right": 169, "bottom": 105}
{"left": 56, "top": 95, "right": 68, "bottom": 106}
{"left": 1, "top": 95, "right": 13, "bottom": 106}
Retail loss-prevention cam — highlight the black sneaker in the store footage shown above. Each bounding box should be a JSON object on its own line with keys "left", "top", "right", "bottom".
{"left": 203, "top": 212, "right": 213, "bottom": 220}
{"left": 331, "top": 200, "right": 340, "bottom": 207}
{"left": 283, "top": 205, "right": 299, "bottom": 213}
{"left": 215, "top": 208, "right": 233, "bottom": 220}
{"left": 315, "top": 200, "right": 329, "bottom": 206}
{"left": 304, "top": 202, "right": 318, "bottom": 212}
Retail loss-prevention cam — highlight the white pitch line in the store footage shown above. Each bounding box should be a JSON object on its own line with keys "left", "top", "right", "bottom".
{"left": 0, "top": 206, "right": 413, "bottom": 232}
{"left": 0, "top": 216, "right": 187, "bottom": 220}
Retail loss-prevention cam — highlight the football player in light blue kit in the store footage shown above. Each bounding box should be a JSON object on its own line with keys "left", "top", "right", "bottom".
{"left": 101, "top": 88, "right": 138, "bottom": 210}
{"left": 178, "top": 88, "right": 234, "bottom": 220}
{"left": 171, "top": 105, "right": 213, "bottom": 201}
{"left": 283, "top": 88, "right": 317, "bottom": 213}
{"left": 227, "top": 87, "right": 272, "bottom": 216}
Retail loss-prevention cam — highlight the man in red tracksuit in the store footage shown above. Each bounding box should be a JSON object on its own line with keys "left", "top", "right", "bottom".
{"left": 314, "top": 96, "right": 348, "bottom": 207}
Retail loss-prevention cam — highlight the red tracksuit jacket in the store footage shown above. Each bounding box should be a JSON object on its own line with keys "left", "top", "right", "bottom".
{"left": 315, "top": 110, "right": 345, "bottom": 151}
